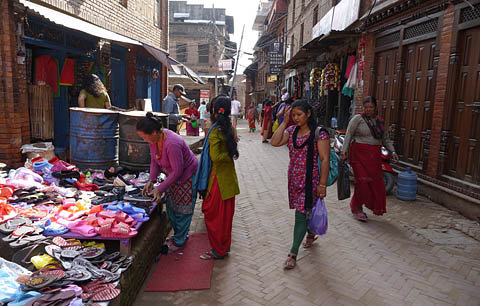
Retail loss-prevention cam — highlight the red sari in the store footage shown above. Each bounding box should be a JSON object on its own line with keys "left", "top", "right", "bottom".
{"left": 348, "top": 142, "right": 386, "bottom": 215}
{"left": 261, "top": 106, "right": 273, "bottom": 140}
{"left": 184, "top": 107, "right": 200, "bottom": 136}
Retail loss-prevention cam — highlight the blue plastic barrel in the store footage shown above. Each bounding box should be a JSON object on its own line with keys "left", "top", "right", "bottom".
{"left": 69, "top": 107, "right": 119, "bottom": 170}
{"left": 396, "top": 167, "right": 417, "bottom": 201}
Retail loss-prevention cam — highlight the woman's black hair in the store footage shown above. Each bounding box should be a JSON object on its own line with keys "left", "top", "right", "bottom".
{"left": 210, "top": 95, "right": 239, "bottom": 159}
{"left": 136, "top": 112, "right": 163, "bottom": 134}
{"left": 85, "top": 74, "right": 106, "bottom": 98}
{"left": 363, "top": 96, "right": 377, "bottom": 107}
{"left": 286, "top": 97, "right": 294, "bottom": 105}
{"left": 291, "top": 99, "right": 317, "bottom": 131}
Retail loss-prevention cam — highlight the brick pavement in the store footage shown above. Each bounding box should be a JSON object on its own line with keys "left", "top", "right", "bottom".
{"left": 134, "top": 120, "right": 480, "bottom": 306}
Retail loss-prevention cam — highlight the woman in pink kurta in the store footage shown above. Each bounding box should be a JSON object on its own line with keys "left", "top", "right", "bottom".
{"left": 271, "top": 99, "right": 330, "bottom": 270}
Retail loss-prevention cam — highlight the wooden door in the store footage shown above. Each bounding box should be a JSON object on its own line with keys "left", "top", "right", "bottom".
{"left": 374, "top": 48, "right": 399, "bottom": 128}
{"left": 398, "top": 39, "right": 436, "bottom": 170}
{"left": 446, "top": 27, "right": 480, "bottom": 184}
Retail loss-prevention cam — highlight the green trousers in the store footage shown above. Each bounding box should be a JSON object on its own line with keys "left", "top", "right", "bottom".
{"left": 290, "top": 210, "right": 313, "bottom": 255}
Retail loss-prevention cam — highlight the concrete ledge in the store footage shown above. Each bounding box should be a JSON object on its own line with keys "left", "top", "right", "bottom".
{"left": 417, "top": 177, "right": 480, "bottom": 222}
{"left": 118, "top": 206, "right": 171, "bottom": 306}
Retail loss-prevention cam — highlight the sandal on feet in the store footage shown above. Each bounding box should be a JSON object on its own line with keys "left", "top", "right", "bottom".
{"left": 167, "top": 241, "right": 184, "bottom": 254}
{"left": 353, "top": 212, "right": 367, "bottom": 222}
{"left": 303, "top": 234, "right": 318, "bottom": 248}
{"left": 283, "top": 254, "right": 296, "bottom": 269}
{"left": 200, "top": 250, "right": 224, "bottom": 260}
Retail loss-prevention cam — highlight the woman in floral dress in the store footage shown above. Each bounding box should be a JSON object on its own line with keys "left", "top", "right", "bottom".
{"left": 271, "top": 99, "right": 330, "bottom": 269}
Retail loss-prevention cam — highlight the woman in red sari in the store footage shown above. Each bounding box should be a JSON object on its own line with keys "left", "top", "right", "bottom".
{"left": 247, "top": 104, "right": 258, "bottom": 132}
{"left": 184, "top": 102, "right": 200, "bottom": 136}
{"left": 340, "top": 97, "right": 399, "bottom": 221}
{"left": 261, "top": 100, "right": 273, "bottom": 143}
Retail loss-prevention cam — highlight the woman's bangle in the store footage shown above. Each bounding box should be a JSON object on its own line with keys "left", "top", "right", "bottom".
{"left": 318, "top": 184, "right": 326, "bottom": 188}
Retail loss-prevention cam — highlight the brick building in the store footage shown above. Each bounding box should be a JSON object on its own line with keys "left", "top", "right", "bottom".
{"left": 246, "top": 0, "right": 480, "bottom": 218}
{"left": 168, "top": 1, "right": 235, "bottom": 104}
{"left": 361, "top": 0, "right": 480, "bottom": 218}
{"left": 0, "top": 0, "right": 174, "bottom": 167}
{"left": 245, "top": 0, "right": 287, "bottom": 107}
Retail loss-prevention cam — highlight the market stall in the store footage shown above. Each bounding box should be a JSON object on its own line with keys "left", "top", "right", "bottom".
{"left": 0, "top": 155, "right": 161, "bottom": 304}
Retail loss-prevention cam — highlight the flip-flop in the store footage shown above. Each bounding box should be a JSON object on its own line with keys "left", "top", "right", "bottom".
{"left": 2, "top": 224, "right": 36, "bottom": 242}
{"left": 64, "top": 267, "right": 92, "bottom": 282}
{"left": 91, "top": 287, "right": 121, "bottom": 302}
{"left": 200, "top": 251, "right": 225, "bottom": 260}
{"left": 9, "top": 234, "right": 47, "bottom": 249}
{"left": 0, "top": 216, "right": 32, "bottom": 234}
{"left": 61, "top": 249, "right": 82, "bottom": 259}
{"left": 81, "top": 247, "right": 105, "bottom": 260}
{"left": 20, "top": 273, "right": 59, "bottom": 290}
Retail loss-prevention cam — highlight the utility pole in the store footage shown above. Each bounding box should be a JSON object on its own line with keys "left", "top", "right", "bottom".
{"left": 212, "top": 4, "right": 218, "bottom": 97}
{"left": 229, "top": 24, "right": 245, "bottom": 98}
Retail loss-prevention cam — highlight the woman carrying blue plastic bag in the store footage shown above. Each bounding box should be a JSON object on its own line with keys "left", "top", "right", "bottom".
{"left": 271, "top": 99, "right": 330, "bottom": 270}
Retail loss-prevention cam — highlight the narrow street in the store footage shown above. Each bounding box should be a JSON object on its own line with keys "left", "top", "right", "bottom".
{"left": 135, "top": 120, "right": 480, "bottom": 306}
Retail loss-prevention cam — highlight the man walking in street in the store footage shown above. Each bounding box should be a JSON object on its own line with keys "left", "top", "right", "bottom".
{"left": 162, "top": 84, "right": 189, "bottom": 133}
{"left": 231, "top": 94, "right": 242, "bottom": 130}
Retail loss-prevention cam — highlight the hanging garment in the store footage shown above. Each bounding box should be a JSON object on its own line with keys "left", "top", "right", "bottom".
{"left": 60, "top": 58, "right": 75, "bottom": 86}
{"left": 342, "top": 62, "right": 358, "bottom": 98}
{"left": 345, "top": 55, "right": 356, "bottom": 79}
{"left": 35, "top": 55, "right": 58, "bottom": 94}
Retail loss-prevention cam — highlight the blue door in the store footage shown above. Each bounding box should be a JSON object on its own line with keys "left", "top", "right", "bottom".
{"left": 111, "top": 45, "right": 127, "bottom": 109}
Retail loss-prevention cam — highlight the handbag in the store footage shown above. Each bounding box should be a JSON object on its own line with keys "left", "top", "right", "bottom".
{"left": 315, "top": 127, "right": 338, "bottom": 186}
{"left": 337, "top": 160, "right": 351, "bottom": 200}
{"left": 308, "top": 198, "right": 328, "bottom": 235}
{"left": 190, "top": 120, "right": 198, "bottom": 129}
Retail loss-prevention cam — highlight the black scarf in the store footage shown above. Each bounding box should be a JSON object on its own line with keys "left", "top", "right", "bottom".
{"left": 292, "top": 126, "right": 315, "bottom": 212}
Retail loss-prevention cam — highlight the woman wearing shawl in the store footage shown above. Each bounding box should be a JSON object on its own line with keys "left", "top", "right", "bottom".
{"left": 271, "top": 99, "right": 330, "bottom": 270}
{"left": 340, "top": 96, "right": 399, "bottom": 221}
{"left": 247, "top": 104, "right": 258, "bottom": 132}
{"left": 195, "top": 95, "right": 240, "bottom": 260}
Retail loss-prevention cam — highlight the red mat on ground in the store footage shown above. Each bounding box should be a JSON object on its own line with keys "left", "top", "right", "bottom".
{"left": 145, "top": 232, "right": 213, "bottom": 292}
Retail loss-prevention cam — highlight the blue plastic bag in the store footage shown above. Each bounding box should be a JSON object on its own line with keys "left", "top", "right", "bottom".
{"left": 308, "top": 198, "right": 328, "bottom": 236}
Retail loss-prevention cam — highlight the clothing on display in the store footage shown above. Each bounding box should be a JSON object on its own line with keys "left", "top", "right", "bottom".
{"left": 59, "top": 58, "right": 75, "bottom": 86}
{"left": 35, "top": 55, "right": 58, "bottom": 94}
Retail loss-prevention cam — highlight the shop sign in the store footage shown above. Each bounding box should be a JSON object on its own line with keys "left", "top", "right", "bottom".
{"left": 218, "top": 59, "right": 233, "bottom": 71}
{"left": 200, "top": 90, "right": 210, "bottom": 103}
{"left": 267, "top": 74, "right": 278, "bottom": 83}
{"left": 269, "top": 42, "right": 283, "bottom": 74}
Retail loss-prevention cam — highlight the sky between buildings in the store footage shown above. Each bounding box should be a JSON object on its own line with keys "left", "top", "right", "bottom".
{"left": 182, "top": 0, "right": 261, "bottom": 72}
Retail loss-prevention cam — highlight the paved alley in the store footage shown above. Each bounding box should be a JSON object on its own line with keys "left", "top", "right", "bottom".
{"left": 134, "top": 120, "right": 480, "bottom": 306}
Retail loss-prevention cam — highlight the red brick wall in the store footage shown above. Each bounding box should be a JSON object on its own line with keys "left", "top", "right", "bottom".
{"left": 427, "top": 3, "right": 455, "bottom": 178}
{"left": 0, "top": 0, "right": 30, "bottom": 167}
{"left": 36, "top": 0, "right": 169, "bottom": 50}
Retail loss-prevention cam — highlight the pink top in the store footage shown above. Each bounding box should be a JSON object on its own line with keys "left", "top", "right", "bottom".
{"left": 149, "top": 129, "right": 198, "bottom": 193}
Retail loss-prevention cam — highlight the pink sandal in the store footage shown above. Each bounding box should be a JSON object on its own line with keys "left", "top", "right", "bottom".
{"left": 353, "top": 212, "right": 367, "bottom": 222}
{"left": 283, "top": 254, "right": 296, "bottom": 269}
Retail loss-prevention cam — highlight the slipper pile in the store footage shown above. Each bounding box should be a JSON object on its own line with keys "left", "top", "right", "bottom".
{"left": 11, "top": 238, "right": 133, "bottom": 304}
{"left": 0, "top": 157, "right": 160, "bottom": 304}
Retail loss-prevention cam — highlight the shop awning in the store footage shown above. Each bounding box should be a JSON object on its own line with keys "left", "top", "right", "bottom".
{"left": 283, "top": 30, "right": 360, "bottom": 69}
{"left": 20, "top": 0, "right": 206, "bottom": 85}
{"left": 19, "top": 0, "right": 141, "bottom": 45}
